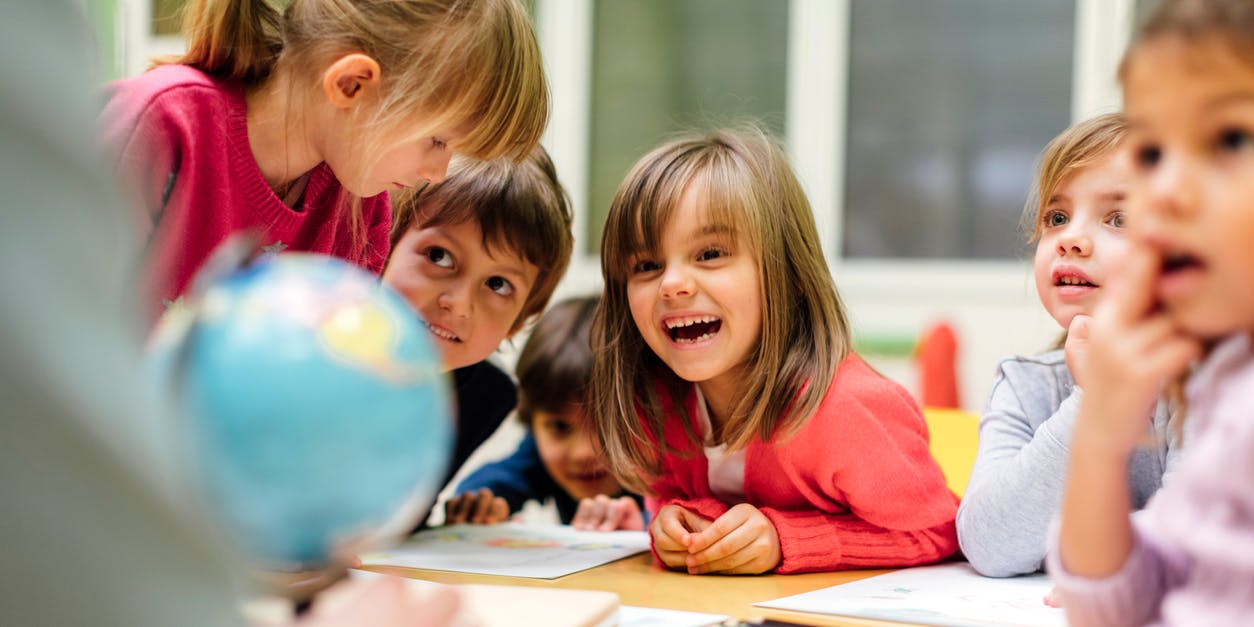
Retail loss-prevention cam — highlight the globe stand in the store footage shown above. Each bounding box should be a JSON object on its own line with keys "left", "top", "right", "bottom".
{"left": 255, "top": 563, "right": 350, "bottom": 616}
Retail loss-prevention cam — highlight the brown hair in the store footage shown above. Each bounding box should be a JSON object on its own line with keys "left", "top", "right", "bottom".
{"left": 1120, "top": 0, "right": 1254, "bottom": 81}
{"left": 591, "top": 126, "right": 852, "bottom": 494}
{"left": 1023, "top": 112, "right": 1129, "bottom": 244}
{"left": 386, "top": 144, "right": 573, "bottom": 333}
{"left": 514, "top": 296, "right": 599, "bottom": 428}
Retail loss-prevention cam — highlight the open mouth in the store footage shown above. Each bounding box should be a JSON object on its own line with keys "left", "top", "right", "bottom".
{"left": 423, "top": 320, "right": 462, "bottom": 343}
{"left": 572, "top": 469, "right": 610, "bottom": 483}
{"left": 1055, "top": 276, "right": 1096, "bottom": 288}
{"left": 664, "top": 315, "right": 722, "bottom": 344}
{"left": 1162, "top": 252, "right": 1203, "bottom": 275}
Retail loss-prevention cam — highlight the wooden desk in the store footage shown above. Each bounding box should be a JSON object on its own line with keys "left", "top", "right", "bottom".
{"left": 365, "top": 552, "right": 911, "bottom": 626}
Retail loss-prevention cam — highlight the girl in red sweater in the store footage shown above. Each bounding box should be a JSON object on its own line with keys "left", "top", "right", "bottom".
{"left": 590, "top": 127, "right": 960, "bottom": 575}
{"left": 102, "top": 0, "right": 548, "bottom": 321}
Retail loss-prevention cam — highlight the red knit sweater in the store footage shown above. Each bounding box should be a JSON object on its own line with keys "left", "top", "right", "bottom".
{"left": 645, "top": 355, "right": 960, "bottom": 574}
{"left": 100, "top": 65, "right": 391, "bottom": 322}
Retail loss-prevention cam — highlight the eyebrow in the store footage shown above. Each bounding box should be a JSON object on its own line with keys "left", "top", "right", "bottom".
{"left": 1202, "top": 91, "right": 1254, "bottom": 112}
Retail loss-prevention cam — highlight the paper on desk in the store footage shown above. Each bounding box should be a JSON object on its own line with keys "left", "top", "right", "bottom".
{"left": 360, "top": 522, "right": 651, "bottom": 579}
{"left": 755, "top": 563, "right": 1064, "bottom": 627}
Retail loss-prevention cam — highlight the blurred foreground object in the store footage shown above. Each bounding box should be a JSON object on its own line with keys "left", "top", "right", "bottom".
{"left": 149, "top": 251, "right": 453, "bottom": 577}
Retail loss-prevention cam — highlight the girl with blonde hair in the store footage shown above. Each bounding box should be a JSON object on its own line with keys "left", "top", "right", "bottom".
{"left": 590, "top": 127, "right": 959, "bottom": 575}
{"left": 102, "top": 0, "right": 548, "bottom": 321}
{"left": 957, "top": 113, "right": 1182, "bottom": 578}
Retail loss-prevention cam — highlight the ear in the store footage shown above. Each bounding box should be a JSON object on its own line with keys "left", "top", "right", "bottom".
{"left": 322, "top": 53, "right": 382, "bottom": 110}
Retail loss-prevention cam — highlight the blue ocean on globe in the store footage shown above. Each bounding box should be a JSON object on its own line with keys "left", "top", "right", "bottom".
{"left": 149, "top": 252, "right": 451, "bottom": 568}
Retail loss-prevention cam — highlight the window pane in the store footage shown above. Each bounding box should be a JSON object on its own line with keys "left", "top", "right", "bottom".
{"left": 587, "top": 0, "right": 788, "bottom": 253}
{"left": 843, "top": 0, "right": 1074, "bottom": 260}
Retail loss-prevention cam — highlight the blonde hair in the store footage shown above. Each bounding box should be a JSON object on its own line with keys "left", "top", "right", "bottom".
{"left": 1023, "top": 113, "right": 1129, "bottom": 244}
{"left": 159, "top": 0, "right": 549, "bottom": 270}
{"left": 591, "top": 127, "right": 852, "bottom": 494}
{"left": 1121, "top": 0, "right": 1254, "bottom": 80}
{"left": 386, "top": 145, "right": 573, "bottom": 334}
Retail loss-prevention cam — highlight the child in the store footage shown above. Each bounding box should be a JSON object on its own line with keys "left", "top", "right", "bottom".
{"left": 589, "top": 127, "right": 960, "bottom": 575}
{"left": 956, "top": 113, "right": 1182, "bottom": 577}
{"left": 382, "top": 145, "right": 574, "bottom": 523}
{"left": 101, "top": 0, "right": 548, "bottom": 322}
{"left": 1050, "top": 1, "right": 1254, "bottom": 624}
{"left": 443, "top": 296, "right": 646, "bottom": 530}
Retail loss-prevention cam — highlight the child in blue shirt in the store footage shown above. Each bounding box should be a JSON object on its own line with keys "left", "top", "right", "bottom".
{"left": 445, "top": 296, "right": 645, "bottom": 530}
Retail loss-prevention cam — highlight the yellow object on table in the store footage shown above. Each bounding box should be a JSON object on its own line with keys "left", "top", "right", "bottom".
{"left": 923, "top": 407, "right": 980, "bottom": 497}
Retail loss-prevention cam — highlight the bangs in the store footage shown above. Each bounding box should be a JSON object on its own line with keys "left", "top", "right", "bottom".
{"left": 603, "top": 149, "right": 756, "bottom": 282}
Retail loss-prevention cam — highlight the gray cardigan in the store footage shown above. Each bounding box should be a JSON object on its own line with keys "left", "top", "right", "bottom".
{"left": 956, "top": 349, "right": 1180, "bottom": 577}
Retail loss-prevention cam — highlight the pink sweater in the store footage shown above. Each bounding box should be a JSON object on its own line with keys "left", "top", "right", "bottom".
{"left": 1048, "top": 334, "right": 1254, "bottom": 627}
{"left": 645, "top": 355, "right": 960, "bottom": 574}
{"left": 100, "top": 65, "right": 391, "bottom": 322}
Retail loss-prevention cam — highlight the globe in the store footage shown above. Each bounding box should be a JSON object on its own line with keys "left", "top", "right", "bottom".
{"left": 149, "top": 252, "right": 452, "bottom": 569}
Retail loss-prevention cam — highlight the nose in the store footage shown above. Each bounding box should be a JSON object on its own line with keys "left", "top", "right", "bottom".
{"left": 437, "top": 282, "right": 472, "bottom": 319}
{"left": 1142, "top": 153, "right": 1199, "bottom": 224}
{"left": 658, "top": 264, "right": 694, "bottom": 300}
{"left": 569, "top": 434, "right": 598, "bottom": 465}
{"left": 417, "top": 148, "right": 453, "bottom": 185}
{"left": 1055, "top": 222, "right": 1092, "bottom": 257}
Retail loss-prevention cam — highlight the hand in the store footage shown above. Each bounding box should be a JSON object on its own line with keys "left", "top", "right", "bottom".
{"left": 1064, "top": 314, "right": 1092, "bottom": 389}
{"left": 443, "top": 488, "right": 509, "bottom": 525}
{"left": 682, "top": 503, "right": 781, "bottom": 575}
{"left": 572, "top": 495, "right": 645, "bottom": 531}
{"left": 298, "top": 576, "right": 460, "bottom": 627}
{"left": 1075, "top": 246, "right": 1201, "bottom": 457}
{"left": 649, "top": 504, "right": 712, "bottom": 570}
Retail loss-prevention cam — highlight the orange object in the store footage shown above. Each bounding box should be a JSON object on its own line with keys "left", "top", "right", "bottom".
{"left": 915, "top": 321, "right": 960, "bottom": 409}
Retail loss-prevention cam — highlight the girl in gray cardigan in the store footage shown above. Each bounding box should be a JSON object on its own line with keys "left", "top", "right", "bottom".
{"left": 956, "top": 114, "right": 1181, "bottom": 577}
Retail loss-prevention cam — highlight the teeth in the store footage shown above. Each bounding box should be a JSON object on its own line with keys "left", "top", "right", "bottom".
{"left": 675, "top": 332, "right": 717, "bottom": 344}
{"left": 1058, "top": 276, "right": 1088, "bottom": 286}
{"left": 424, "top": 321, "right": 460, "bottom": 342}
{"left": 664, "top": 315, "right": 719, "bottom": 329}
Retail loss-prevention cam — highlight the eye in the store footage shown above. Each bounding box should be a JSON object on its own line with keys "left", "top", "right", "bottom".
{"left": 1043, "top": 210, "right": 1068, "bottom": 228}
{"left": 425, "top": 246, "right": 453, "bottom": 268}
{"left": 697, "top": 247, "right": 727, "bottom": 262}
{"left": 1218, "top": 128, "right": 1253, "bottom": 153}
{"left": 1134, "top": 143, "right": 1162, "bottom": 169}
{"left": 542, "top": 418, "right": 572, "bottom": 437}
{"left": 631, "top": 258, "right": 661, "bottom": 274}
{"left": 485, "top": 275, "right": 514, "bottom": 296}
{"left": 1106, "top": 211, "right": 1127, "bottom": 229}
{"left": 431, "top": 137, "right": 448, "bottom": 150}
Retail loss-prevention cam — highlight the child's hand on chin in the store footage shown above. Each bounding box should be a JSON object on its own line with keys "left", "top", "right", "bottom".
{"left": 572, "top": 495, "right": 645, "bottom": 531}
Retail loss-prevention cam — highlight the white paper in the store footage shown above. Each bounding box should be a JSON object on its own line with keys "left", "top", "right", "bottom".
{"left": 360, "top": 522, "right": 650, "bottom": 579}
{"left": 755, "top": 563, "right": 1064, "bottom": 627}
{"left": 617, "top": 606, "right": 729, "bottom": 627}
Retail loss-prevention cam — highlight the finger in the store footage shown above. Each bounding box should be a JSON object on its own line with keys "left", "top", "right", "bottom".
{"left": 576, "top": 495, "right": 612, "bottom": 530}
{"left": 1106, "top": 244, "right": 1160, "bottom": 324}
{"left": 649, "top": 509, "right": 687, "bottom": 552}
{"left": 488, "top": 497, "right": 509, "bottom": 523}
{"left": 687, "top": 523, "right": 757, "bottom": 572}
{"left": 601, "top": 498, "right": 634, "bottom": 532}
{"left": 444, "top": 495, "right": 470, "bottom": 524}
{"left": 692, "top": 545, "right": 762, "bottom": 575}
{"left": 1068, "top": 314, "right": 1091, "bottom": 342}
{"left": 684, "top": 507, "right": 743, "bottom": 554}
{"left": 470, "top": 489, "right": 497, "bottom": 524}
